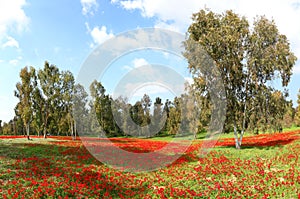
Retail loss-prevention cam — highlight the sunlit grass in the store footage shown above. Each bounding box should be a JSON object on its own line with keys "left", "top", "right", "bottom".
{"left": 0, "top": 130, "right": 299, "bottom": 198}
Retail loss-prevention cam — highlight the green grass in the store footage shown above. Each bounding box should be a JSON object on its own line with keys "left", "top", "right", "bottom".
{"left": 283, "top": 125, "right": 300, "bottom": 132}
{"left": 149, "top": 126, "right": 300, "bottom": 142}
{"left": 1, "top": 130, "right": 300, "bottom": 198}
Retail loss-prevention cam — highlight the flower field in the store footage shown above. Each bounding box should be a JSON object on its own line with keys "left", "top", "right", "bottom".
{"left": 0, "top": 131, "right": 300, "bottom": 198}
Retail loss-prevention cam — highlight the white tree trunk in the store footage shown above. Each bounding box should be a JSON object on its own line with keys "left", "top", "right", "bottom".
{"left": 233, "top": 121, "right": 241, "bottom": 149}
{"left": 26, "top": 123, "right": 30, "bottom": 140}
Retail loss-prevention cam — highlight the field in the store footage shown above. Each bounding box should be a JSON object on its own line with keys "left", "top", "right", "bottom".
{"left": 0, "top": 131, "right": 300, "bottom": 198}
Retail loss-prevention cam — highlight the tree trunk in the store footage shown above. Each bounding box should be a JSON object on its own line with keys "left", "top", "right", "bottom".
{"left": 43, "top": 128, "right": 47, "bottom": 139}
{"left": 43, "top": 120, "right": 47, "bottom": 139}
{"left": 43, "top": 113, "right": 49, "bottom": 139}
{"left": 233, "top": 121, "right": 241, "bottom": 149}
{"left": 239, "top": 97, "right": 248, "bottom": 147}
{"left": 26, "top": 123, "right": 30, "bottom": 140}
{"left": 74, "top": 121, "right": 77, "bottom": 140}
{"left": 70, "top": 119, "right": 74, "bottom": 140}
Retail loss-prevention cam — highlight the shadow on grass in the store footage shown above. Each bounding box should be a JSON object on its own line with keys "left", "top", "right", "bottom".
{"left": 0, "top": 139, "right": 153, "bottom": 197}
{"left": 143, "top": 132, "right": 207, "bottom": 141}
{"left": 216, "top": 137, "right": 298, "bottom": 150}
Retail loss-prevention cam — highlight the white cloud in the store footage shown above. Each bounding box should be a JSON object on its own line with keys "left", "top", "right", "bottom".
{"left": 81, "top": 0, "right": 99, "bottom": 16}
{"left": 9, "top": 59, "right": 19, "bottom": 66}
{"left": 2, "top": 36, "right": 19, "bottom": 49}
{"left": 132, "top": 58, "right": 148, "bottom": 68}
{"left": 0, "top": 0, "right": 29, "bottom": 40}
{"left": 115, "top": 0, "right": 201, "bottom": 32}
{"left": 122, "top": 58, "right": 149, "bottom": 70}
{"left": 88, "top": 25, "right": 114, "bottom": 47}
{"left": 120, "top": 0, "right": 143, "bottom": 11}
{"left": 9, "top": 56, "right": 22, "bottom": 66}
{"left": 113, "top": 0, "right": 300, "bottom": 74}
{"left": 110, "top": 0, "right": 119, "bottom": 4}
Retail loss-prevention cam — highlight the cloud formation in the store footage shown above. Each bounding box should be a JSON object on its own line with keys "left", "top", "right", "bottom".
{"left": 85, "top": 23, "right": 114, "bottom": 47}
{"left": 2, "top": 36, "right": 19, "bottom": 49}
{"left": 90, "top": 26, "right": 114, "bottom": 46}
{"left": 113, "top": 0, "right": 300, "bottom": 73}
{"left": 81, "top": 0, "right": 99, "bottom": 16}
{"left": 0, "top": 0, "right": 29, "bottom": 44}
{"left": 132, "top": 58, "right": 148, "bottom": 68}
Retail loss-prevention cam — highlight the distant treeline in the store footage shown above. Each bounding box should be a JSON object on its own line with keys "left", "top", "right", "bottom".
{"left": 0, "top": 62, "right": 299, "bottom": 139}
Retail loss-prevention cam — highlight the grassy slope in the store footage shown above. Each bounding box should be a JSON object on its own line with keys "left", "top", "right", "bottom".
{"left": 0, "top": 130, "right": 299, "bottom": 198}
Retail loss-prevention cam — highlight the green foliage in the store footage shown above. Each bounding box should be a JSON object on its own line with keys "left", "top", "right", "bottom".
{"left": 294, "top": 89, "right": 300, "bottom": 126}
{"left": 12, "top": 62, "right": 77, "bottom": 138}
{"left": 14, "top": 66, "right": 37, "bottom": 139}
{"left": 184, "top": 9, "right": 297, "bottom": 148}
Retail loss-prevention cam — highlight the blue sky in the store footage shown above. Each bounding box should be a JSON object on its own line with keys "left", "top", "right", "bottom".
{"left": 0, "top": 0, "right": 300, "bottom": 122}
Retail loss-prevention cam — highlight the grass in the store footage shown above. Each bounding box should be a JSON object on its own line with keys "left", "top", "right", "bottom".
{"left": 0, "top": 130, "right": 300, "bottom": 198}
{"left": 149, "top": 126, "right": 300, "bottom": 142}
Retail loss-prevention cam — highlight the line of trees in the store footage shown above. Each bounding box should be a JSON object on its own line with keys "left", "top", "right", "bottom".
{"left": 0, "top": 59, "right": 299, "bottom": 140}
{"left": 0, "top": 63, "right": 207, "bottom": 138}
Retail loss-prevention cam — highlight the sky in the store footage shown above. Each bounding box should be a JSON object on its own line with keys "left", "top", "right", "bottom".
{"left": 0, "top": 0, "right": 300, "bottom": 123}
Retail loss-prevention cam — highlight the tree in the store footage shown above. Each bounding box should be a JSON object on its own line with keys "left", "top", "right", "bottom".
{"left": 295, "top": 89, "right": 300, "bottom": 126}
{"left": 14, "top": 66, "right": 37, "bottom": 140}
{"left": 183, "top": 83, "right": 211, "bottom": 138}
{"left": 2, "top": 121, "right": 13, "bottom": 135}
{"left": 130, "top": 101, "right": 144, "bottom": 136}
{"left": 167, "top": 97, "right": 181, "bottom": 135}
{"left": 113, "top": 96, "right": 132, "bottom": 136}
{"left": 0, "top": 120, "right": 2, "bottom": 134}
{"left": 32, "top": 85, "right": 44, "bottom": 137}
{"left": 38, "top": 61, "right": 62, "bottom": 138}
{"left": 184, "top": 9, "right": 297, "bottom": 149}
{"left": 162, "top": 99, "right": 171, "bottom": 132}
{"left": 59, "top": 71, "right": 75, "bottom": 138}
{"left": 73, "top": 84, "right": 89, "bottom": 137}
{"left": 151, "top": 97, "right": 165, "bottom": 136}
{"left": 282, "top": 100, "right": 294, "bottom": 129}
{"left": 89, "top": 80, "right": 116, "bottom": 137}
{"left": 141, "top": 94, "right": 151, "bottom": 137}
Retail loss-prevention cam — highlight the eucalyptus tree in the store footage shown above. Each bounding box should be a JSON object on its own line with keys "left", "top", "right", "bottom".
{"left": 113, "top": 96, "right": 133, "bottom": 136}
{"left": 89, "top": 80, "right": 116, "bottom": 136}
{"left": 59, "top": 71, "right": 75, "bottom": 137}
{"left": 167, "top": 97, "right": 181, "bottom": 135}
{"left": 73, "top": 84, "right": 89, "bottom": 137}
{"left": 151, "top": 97, "right": 164, "bottom": 136}
{"left": 14, "top": 66, "right": 37, "bottom": 140}
{"left": 31, "top": 85, "right": 44, "bottom": 136}
{"left": 38, "top": 61, "right": 62, "bottom": 138}
{"left": 162, "top": 99, "right": 171, "bottom": 132}
{"left": 183, "top": 83, "right": 211, "bottom": 138}
{"left": 184, "top": 9, "right": 296, "bottom": 149}
{"left": 282, "top": 100, "right": 294, "bottom": 129}
{"left": 130, "top": 101, "right": 144, "bottom": 136}
{"left": 295, "top": 89, "right": 300, "bottom": 127}
{"left": 141, "top": 94, "right": 151, "bottom": 137}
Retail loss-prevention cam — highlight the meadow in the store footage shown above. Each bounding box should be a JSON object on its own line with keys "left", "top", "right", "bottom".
{"left": 0, "top": 130, "right": 300, "bottom": 198}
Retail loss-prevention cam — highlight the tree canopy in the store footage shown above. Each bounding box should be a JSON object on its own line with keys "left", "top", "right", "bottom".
{"left": 184, "top": 9, "right": 297, "bottom": 149}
